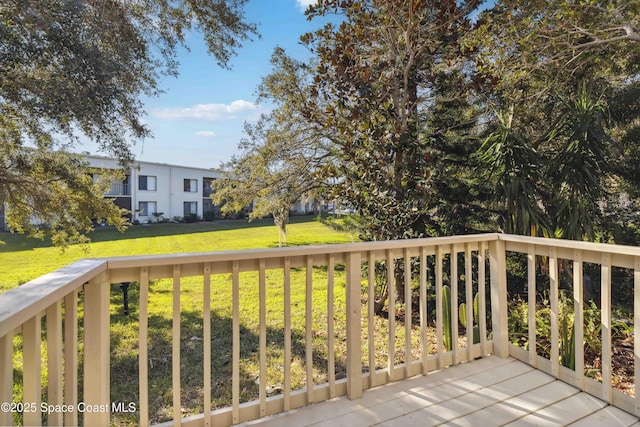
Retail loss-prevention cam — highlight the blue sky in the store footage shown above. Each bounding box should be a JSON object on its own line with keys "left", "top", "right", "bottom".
{"left": 79, "top": 0, "right": 324, "bottom": 169}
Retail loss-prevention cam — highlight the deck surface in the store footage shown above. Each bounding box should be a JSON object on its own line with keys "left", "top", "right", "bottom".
{"left": 240, "top": 356, "right": 639, "bottom": 427}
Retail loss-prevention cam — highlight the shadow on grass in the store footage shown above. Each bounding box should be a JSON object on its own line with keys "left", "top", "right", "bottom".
{"left": 109, "top": 279, "right": 346, "bottom": 426}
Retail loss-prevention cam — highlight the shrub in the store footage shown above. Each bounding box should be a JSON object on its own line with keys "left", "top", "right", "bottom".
{"left": 183, "top": 213, "right": 199, "bottom": 223}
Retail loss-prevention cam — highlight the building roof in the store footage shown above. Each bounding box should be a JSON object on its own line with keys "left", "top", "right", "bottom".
{"left": 81, "top": 153, "right": 223, "bottom": 175}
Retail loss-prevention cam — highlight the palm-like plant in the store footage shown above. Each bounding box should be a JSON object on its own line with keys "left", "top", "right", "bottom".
{"left": 549, "top": 84, "right": 613, "bottom": 240}
{"left": 479, "top": 107, "right": 549, "bottom": 236}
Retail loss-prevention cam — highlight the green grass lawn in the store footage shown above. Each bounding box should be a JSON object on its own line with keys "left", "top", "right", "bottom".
{"left": 3, "top": 216, "right": 368, "bottom": 425}
{"left": 0, "top": 216, "right": 358, "bottom": 292}
{"left": 5, "top": 216, "right": 433, "bottom": 426}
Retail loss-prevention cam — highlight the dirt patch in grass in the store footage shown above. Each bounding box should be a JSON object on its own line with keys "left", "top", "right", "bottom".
{"left": 585, "top": 336, "right": 635, "bottom": 397}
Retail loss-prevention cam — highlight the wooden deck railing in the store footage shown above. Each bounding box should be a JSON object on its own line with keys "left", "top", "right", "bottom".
{"left": 499, "top": 235, "right": 640, "bottom": 417}
{"left": 0, "top": 234, "right": 637, "bottom": 425}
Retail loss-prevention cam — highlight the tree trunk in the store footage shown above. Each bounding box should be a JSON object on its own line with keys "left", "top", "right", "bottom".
{"left": 279, "top": 222, "right": 287, "bottom": 247}
{"left": 274, "top": 208, "right": 288, "bottom": 247}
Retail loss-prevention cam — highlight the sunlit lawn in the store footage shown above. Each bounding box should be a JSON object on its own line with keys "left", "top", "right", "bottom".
{"left": 4, "top": 216, "right": 434, "bottom": 426}
{"left": 0, "top": 215, "right": 357, "bottom": 292}
{"left": 3, "top": 216, "right": 371, "bottom": 425}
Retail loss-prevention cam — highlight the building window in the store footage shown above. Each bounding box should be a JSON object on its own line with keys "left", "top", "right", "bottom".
{"left": 139, "top": 175, "right": 157, "bottom": 191}
{"left": 203, "top": 178, "right": 215, "bottom": 197}
{"left": 184, "top": 179, "right": 198, "bottom": 192}
{"left": 138, "top": 201, "right": 157, "bottom": 216}
{"left": 184, "top": 202, "right": 197, "bottom": 216}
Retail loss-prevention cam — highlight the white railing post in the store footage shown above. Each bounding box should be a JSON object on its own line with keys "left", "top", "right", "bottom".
{"left": 0, "top": 331, "right": 12, "bottom": 427}
{"left": 635, "top": 256, "right": 640, "bottom": 417}
{"left": 549, "top": 247, "right": 559, "bottom": 378}
{"left": 527, "top": 245, "right": 537, "bottom": 367}
{"left": 601, "top": 252, "right": 613, "bottom": 403}
{"left": 574, "top": 250, "right": 585, "bottom": 391}
{"left": 435, "top": 245, "right": 444, "bottom": 368}
{"left": 64, "top": 291, "right": 79, "bottom": 427}
{"left": 489, "top": 239, "right": 509, "bottom": 358}
{"left": 173, "top": 265, "right": 183, "bottom": 426}
{"left": 367, "top": 251, "right": 376, "bottom": 387}
{"left": 46, "top": 301, "right": 64, "bottom": 427}
{"left": 23, "top": 314, "right": 42, "bottom": 426}
{"left": 328, "top": 253, "right": 337, "bottom": 398}
{"left": 139, "top": 269, "right": 150, "bottom": 427}
{"left": 386, "top": 250, "right": 396, "bottom": 381}
{"left": 83, "top": 273, "right": 111, "bottom": 426}
{"left": 345, "top": 251, "right": 363, "bottom": 399}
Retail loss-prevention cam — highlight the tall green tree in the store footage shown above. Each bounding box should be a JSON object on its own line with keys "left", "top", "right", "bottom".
{"left": 468, "top": 0, "right": 640, "bottom": 241}
{"left": 301, "top": 0, "right": 482, "bottom": 309}
{"left": 549, "top": 86, "right": 615, "bottom": 240}
{"left": 213, "top": 115, "right": 324, "bottom": 247}
{"left": 423, "top": 65, "right": 493, "bottom": 236}
{"left": 0, "top": 0, "right": 256, "bottom": 246}
{"left": 478, "top": 107, "right": 548, "bottom": 236}
{"left": 214, "top": 49, "right": 328, "bottom": 246}
{"left": 302, "top": 0, "right": 482, "bottom": 242}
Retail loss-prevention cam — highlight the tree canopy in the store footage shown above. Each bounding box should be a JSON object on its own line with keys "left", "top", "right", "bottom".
{"left": 301, "top": 0, "right": 484, "bottom": 240}
{"left": 470, "top": 0, "right": 640, "bottom": 240}
{"left": 216, "top": 0, "right": 640, "bottom": 248}
{"left": 213, "top": 48, "right": 328, "bottom": 246}
{"left": 0, "top": 0, "right": 256, "bottom": 246}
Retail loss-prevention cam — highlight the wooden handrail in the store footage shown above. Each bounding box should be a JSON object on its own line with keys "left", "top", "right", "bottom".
{"left": 3, "top": 233, "right": 640, "bottom": 425}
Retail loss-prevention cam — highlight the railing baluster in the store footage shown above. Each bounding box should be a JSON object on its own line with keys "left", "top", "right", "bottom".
{"left": 367, "top": 251, "right": 376, "bottom": 388}
{"left": 404, "top": 248, "right": 411, "bottom": 378}
{"left": 0, "top": 331, "right": 12, "bottom": 426}
{"left": 283, "top": 257, "right": 292, "bottom": 411}
{"left": 574, "top": 251, "right": 584, "bottom": 391}
{"left": 13, "top": 234, "right": 640, "bottom": 426}
{"left": 84, "top": 273, "right": 110, "bottom": 426}
{"left": 489, "top": 239, "right": 508, "bottom": 358}
{"left": 419, "top": 247, "right": 428, "bottom": 374}
{"left": 451, "top": 245, "right": 459, "bottom": 364}
{"left": 436, "top": 245, "right": 444, "bottom": 368}
{"left": 64, "top": 291, "right": 78, "bottom": 427}
{"left": 528, "top": 244, "right": 537, "bottom": 367}
{"left": 478, "top": 242, "right": 487, "bottom": 356}
{"left": 172, "top": 265, "right": 182, "bottom": 426}
{"left": 601, "top": 252, "right": 613, "bottom": 403}
{"left": 203, "top": 263, "right": 212, "bottom": 426}
{"left": 305, "top": 255, "right": 314, "bottom": 404}
{"left": 386, "top": 249, "right": 395, "bottom": 381}
{"left": 345, "top": 251, "right": 362, "bottom": 399}
{"left": 258, "top": 260, "right": 267, "bottom": 417}
{"left": 23, "top": 314, "right": 41, "bottom": 426}
{"left": 46, "top": 300, "right": 63, "bottom": 427}
{"left": 634, "top": 256, "right": 640, "bottom": 417}
{"left": 549, "top": 247, "right": 559, "bottom": 379}
{"left": 465, "top": 244, "right": 473, "bottom": 363}
{"left": 327, "top": 254, "right": 336, "bottom": 398}
{"left": 139, "top": 268, "right": 150, "bottom": 427}
{"left": 232, "top": 262, "right": 240, "bottom": 424}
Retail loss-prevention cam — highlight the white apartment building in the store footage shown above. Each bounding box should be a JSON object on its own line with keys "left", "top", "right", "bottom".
{"left": 84, "top": 154, "right": 223, "bottom": 222}
{"left": 0, "top": 154, "right": 318, "bottom": 231}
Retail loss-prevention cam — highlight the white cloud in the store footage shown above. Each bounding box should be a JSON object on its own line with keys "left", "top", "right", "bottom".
{"left": 296, "top": 0, "right": 316, "bottom": 11}
{"left": 152, "top": 100, "right": 259, "bottom": 121}
{"left": 194, "top": 131, "right": 215, "bottom": 137}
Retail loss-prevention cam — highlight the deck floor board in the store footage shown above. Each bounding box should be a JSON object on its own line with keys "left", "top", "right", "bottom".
{"left": 239, "top": 357, "right": 639, "bottom": 427}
